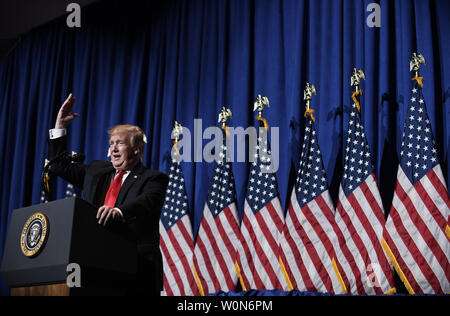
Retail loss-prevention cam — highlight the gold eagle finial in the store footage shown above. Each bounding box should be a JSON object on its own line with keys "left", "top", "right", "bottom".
{"left": 350, "top": 68, "right": 365, "bottom": 92}
{"left": 410, "top": 52, "right": 425, "bottom": 76}
{"left": 253, "top": 94, "right": 270, "bottom": 117}
{"left": 303, "top": 83, "right": 316, "bottom": 122}
{"left": 218, "top": 106, "right": 232, "bottom": 128}
{"left": 172, "top": 121, "right": 183, "bottom": 142}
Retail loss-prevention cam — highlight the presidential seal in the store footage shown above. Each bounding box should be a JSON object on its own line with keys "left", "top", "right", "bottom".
{"left": 20, "top": 212, "right": 49, "bottom": 257}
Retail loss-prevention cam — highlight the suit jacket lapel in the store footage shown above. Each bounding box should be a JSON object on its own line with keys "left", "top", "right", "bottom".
{"left": 86, "top": 164, "right": 115, "bottom": 207}
{"left": 116, "top": 162, "right": 145, "bottom": 206}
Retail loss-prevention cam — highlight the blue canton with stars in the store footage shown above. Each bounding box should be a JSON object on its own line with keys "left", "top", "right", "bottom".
{"left": 206, "top": 142, "right": 237, "bottom": 218}
{"left": 245, "top": 130, "right": 280, "bottom": 214}
{"left": 296, "top": 117, "right": 329, "bottom": 207}
{"left": 161, "top": 158, "right": 190, "bottom": 231}
{"left": 341, "top": 99, "right": 375, "bottom": 196}
{"left": 399, "top": 82, "right": 438, "bottom": 184}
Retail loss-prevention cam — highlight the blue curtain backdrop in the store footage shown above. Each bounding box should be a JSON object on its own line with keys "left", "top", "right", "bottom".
{"left": 0, "top": 0, "right": 449, "bottom": 295}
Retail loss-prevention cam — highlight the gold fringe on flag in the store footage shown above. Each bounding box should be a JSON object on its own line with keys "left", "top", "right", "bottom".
{"left": 172, "top": 140, "right": 180, "bottom": 157}
{"left": 221, "top": 125, "right": 230, "bottom": 137}
{"left": 279, "top": 256, "right": 294, "bottom": 291}
{"left": 412, "top": 75, "right": 424, "bottom": 88}
{"left": 43, "top": 173, "right": 50, "bottom": 193}
{"left": 304, "top": 108, "right": 315, "bottom": 123}
{"left": 192, "top": 264, "right": 205, "bottom": 296}
{"left": 351, "top": 89, "right": 363, "bottom": 113}
{"left": 234, "top": 261, "right": 247, "bottom": 291}
{"left": 256, "top": 116, "right": 269, "bottom": 131}
{"left": 381, "top": 238, "right": 415, "bottom": 294}
{"left": 331, "top": 257, "right": 348, "bottom": 294}
{"left": 384, "top": 287, "right": 397, "bottom": 295}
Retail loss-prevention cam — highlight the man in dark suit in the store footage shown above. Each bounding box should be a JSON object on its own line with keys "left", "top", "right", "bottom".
{"left": 48, "top": 93, "right": 169, "bottom": 295}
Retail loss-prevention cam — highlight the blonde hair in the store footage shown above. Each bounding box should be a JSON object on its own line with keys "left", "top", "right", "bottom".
{"left": 108, "top": 124, "right": 145, "bottom": 162}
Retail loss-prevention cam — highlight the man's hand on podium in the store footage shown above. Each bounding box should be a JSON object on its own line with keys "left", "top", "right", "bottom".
{"left": 96, "top": 205, "right": 122, "bottom": 226}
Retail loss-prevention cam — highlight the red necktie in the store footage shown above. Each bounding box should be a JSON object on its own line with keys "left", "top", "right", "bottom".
{"left": 103, "top": 170, "right": 126, "bottom": 207}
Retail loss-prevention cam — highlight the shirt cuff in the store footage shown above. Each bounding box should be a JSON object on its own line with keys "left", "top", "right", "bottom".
{"left": 49, "top": 128, "right": 67, "bottom": 139}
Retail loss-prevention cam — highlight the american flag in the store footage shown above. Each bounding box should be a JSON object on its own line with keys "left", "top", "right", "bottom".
{"left": 159, "top": 157, "right": 199, "bottom": 296}
{"left": 65, "top": 183, "right": 77, "bottom": 198}
{"left": 279, "top": 116, "right": 348, "bottom": 294}
{"left": 238, "top": 129, "right": 286, "bottom": 290}
{"left": 383, "top": 81, "right": 450, "bottom": 294}
{"left": 335, "top": 98, "right": 396, "bottom": 294}
{"left": 193, "top": 140, "right": 242, "bottom": 294}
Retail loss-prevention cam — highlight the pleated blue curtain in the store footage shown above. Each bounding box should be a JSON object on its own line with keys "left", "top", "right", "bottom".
{"left": 0, "top": 0, "right": 449, "bottom": 295}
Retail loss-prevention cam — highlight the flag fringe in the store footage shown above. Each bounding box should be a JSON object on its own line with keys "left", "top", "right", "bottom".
{"left": 234, "top": 261, "right": 247, "bottom": 292}
{"left": 381, "top": 238, "right": 415, "bottom": 294}
{"left": 303, "top": 108, "right": 315, "bottom": 123}
{"left": 192, "top": 264, "right": 205, "bottom": 296}
{"left": 172, "top": 140, "right": 180, "bottom": 156}
{"left": 221, "top": 125, "right": 231, "bottom": 137}
{"left": 383, "top": 287, "right": 397, "bottom": 295}
{"left": 256, "top": 116, "right": 269, "bottom": 131}
{"left": 412, "top": 76, "right": 424, "bottom": 88}
{"left": 331, "top": 257, "right": 348, "bottom": 294}
{"left": 278, "top": 256, "right": 294, "bottom": 291}
{"left": 351, "top": 90, "right": 363, "bottom": 113}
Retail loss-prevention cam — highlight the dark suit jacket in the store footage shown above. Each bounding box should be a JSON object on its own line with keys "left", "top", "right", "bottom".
{"left": 48, "top": 135, "right": 169, "bottom": 293}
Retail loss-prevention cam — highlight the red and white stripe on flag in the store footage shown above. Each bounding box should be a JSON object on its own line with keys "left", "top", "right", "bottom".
{"left": 279, "top": 189, "right": 348, "bottom": 294}
{"left": 277, "top": 115, "right": 352, "bottom": 294}
{"left": 336, "top": 174, "right": 396, "bottom": 294}
{"left": 383, "top": 165, "right": 450, "bottom": 294}
{"left": 238, "top": 197, "right": 286, "bottom": 290}
{"left": 193, "top": 203, "right": 241, "bottom": 294}
{"left": 336, "top": 94, "right": 397, "bottom": 294}
{"left": 160, "top": 216, "right": 199, "bottom": 296}
{"left": 160, "top": 158, "right": 198, "bottom": 296}
{"left": 383, "top": 81, "right": 450, "bottom": 294}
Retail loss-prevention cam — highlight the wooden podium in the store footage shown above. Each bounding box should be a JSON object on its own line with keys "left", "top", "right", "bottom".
{"left": 1, "top": 197, "right": 136, "bottom": 296}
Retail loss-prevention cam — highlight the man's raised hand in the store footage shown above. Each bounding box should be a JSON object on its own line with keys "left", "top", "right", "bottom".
{"left": 55, "top": 93, "right": 79, "bottom": 129}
